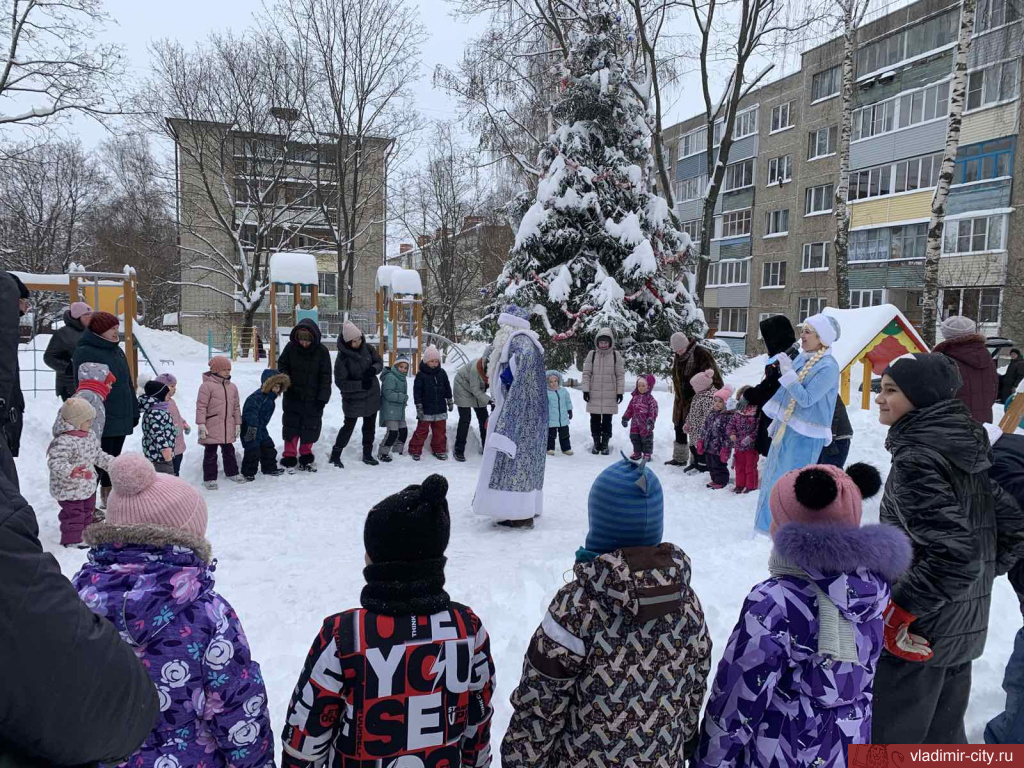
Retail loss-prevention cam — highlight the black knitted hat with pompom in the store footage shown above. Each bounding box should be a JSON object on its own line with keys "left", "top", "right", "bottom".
{"left": 364, "top": 474, "right": 450, "bottom": 563}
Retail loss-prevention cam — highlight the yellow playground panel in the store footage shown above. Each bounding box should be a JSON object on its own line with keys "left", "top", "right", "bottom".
{"left": 15, "top": 269, "right": 141, "bottom": 382}
{"left": 821, "top": 305, "right": 929, "bottom": 410}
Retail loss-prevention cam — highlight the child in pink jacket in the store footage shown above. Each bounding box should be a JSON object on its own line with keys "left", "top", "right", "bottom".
{"left": 195, "top": 356, "right": 243, "bottom": 489}
{"left": 155, "top": 372, "right": 189, "bottom": 476}
{"left": 621, "top": 373, "right": 658, "bottom": 460}
{"left": 729, "top": 385, "right": 760, "bottom": 494}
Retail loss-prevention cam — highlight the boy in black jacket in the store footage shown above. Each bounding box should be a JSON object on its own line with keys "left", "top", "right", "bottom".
{"left": 409, "top": 345, "right": 453, "bottom": 461}
{"left": 240, "top": 369, "right": 291, "bottom": 480}
{"left": 277, "top": 319, "right": 332, "bottom": 472}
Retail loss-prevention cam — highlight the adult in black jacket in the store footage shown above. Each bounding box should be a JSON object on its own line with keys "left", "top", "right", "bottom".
{"left": 329, "top": 320, "right": 383, "bottom": 468}
{"left": 72, "top": 313, "right": 139, "bottom": 501}
{"left": 0, "top": 272, "right": 27, "bottom": 487}
{"left": 999, "top": 349, "right": 1024, "bottom": 402}
{"left": 277, "top": 318, "right": 332, "bottom": 470}
{"left": 0, "top": 472, "right": 158, "bottom": 767}
{"left": 741, "top": 315, "right": 797, "bottom": 457}
{"left": 43, "top": 303, "right": 91, "bottom": 400}
{"left": 818, "top": 394, "right": 854, "bottom": 468}
{"left": 872, "top": 353, "right": 1024, "bottom": 744}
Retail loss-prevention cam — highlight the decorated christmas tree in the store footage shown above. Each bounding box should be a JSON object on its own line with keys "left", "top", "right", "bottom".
{"left": 493, "top": 3, "right": 707, "bottom": 374}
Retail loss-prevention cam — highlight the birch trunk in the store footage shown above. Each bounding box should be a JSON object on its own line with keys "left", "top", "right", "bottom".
{"left": 922, "top": 0, "right": 976, "bottom": 346}
{"left": 833, "top": 2, "right": 864, "bottom": 310}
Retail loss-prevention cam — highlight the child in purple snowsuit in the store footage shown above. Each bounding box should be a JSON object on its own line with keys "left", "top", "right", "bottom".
{"left": 73, "top": 453, "right": 276, "bottom": 768}
{"left": 729, "top": 385, "right": 760, "bottom": 494}
{"left": 621, "top": 373, "right": 658, "bottom": 460}
{"left": 694, "top": 463, "right": 911, "bottom": 768}
{"left": 699, "top": 386, "right": 733, "bottom": 489}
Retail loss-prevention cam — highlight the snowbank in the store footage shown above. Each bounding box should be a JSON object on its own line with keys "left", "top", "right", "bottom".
{"left": 269, "top": 252, "right": 319, "bottom": 286}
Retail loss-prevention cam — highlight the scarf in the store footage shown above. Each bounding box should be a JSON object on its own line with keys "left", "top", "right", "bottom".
{"left": 361, "top": 557, "right": 450, "bottom": 616}
{"left": 77, "top": 378, "right": 112, "bottom": 400}
{"left": 768, "top": 550, "right": 860, "bottom": 664}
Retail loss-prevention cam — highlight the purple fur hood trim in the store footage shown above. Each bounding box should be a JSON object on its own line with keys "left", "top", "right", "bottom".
{"left": 773, "top": 523, "right": 913, "bottom": 582}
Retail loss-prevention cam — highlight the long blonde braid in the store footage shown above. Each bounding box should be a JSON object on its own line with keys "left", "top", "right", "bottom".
{"left": 774, "top": 345, "right": 829, "bottom": 443}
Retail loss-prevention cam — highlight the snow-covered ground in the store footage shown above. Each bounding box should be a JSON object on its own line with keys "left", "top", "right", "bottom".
{"left": 16, "top": 329, "right": 1021, "bottom": 757}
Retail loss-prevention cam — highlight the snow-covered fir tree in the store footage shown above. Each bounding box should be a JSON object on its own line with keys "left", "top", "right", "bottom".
{"left": 492, "top": 3, "right": 710, "bottom": 375}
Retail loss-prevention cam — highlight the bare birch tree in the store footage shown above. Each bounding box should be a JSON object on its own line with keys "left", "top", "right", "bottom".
{"left": 271, "top": 0, "right": 424, "bottom": 312}
{"left": 922, "top": 0, "right": 976, "bottom": 346}
{"left": 832, "top": 0, "right": 870, "bottom": 310}
{"left": 0, "top": 0, "right": 125, "bottom": 133}
{"left": 139, "top": 33, "right": 320, "bottom": 329}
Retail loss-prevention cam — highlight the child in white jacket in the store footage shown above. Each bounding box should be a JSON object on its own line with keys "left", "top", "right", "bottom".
{"left": 47, "top": 397, "right": 114, "bottom": 547}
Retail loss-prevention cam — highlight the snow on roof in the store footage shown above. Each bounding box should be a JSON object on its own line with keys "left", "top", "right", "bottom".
{"left": 269, "top": 252, "right": 319, "bottom": 285}
{"left": 390, "top": 268, "right": 422, "bottom": 295}
{"left": 12, "top": 271, "right": 121, "bottom": 288}
{"left": 375, "top": 265, "right": 401, "bottom": 291}
{"left": 822, "top": 304, "right": 927, "bottom": 371}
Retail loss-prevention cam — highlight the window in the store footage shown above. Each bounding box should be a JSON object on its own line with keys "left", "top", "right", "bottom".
{"left": 850, "top": 223, "right": 929, "bottom": 261}
{"left": 680, "top": 127, "right": 708, "bottom": 158}
{"left": 943, "top": 214, "right": 1007, "bottom": 253}
{"left": 681, "top": 219, "right": 702, "bottom": 241}
{"left": 707, "top": 259, "right": 749, "bottom": 286}
{"left": 676, "top": 174, "right": 707, "bottom": 201}
{"left": 764, "top": 209, "right": 789, "bottom": 236}
{"left": 849, "top": 164, "right": 893, "bottom": 201}
{"left": 954, "top": 138, "right": 1015, "bottom": 183}
{"left": 762, "top": 261, "right": 787, "bottom": 288}
{"left": 805, "top": 184, "right": 834, "bottom": 215}
{"left": 802, "top": 242, "right": 831, "bottom": 270}
{"left": 850, "top": 289, "right": 885, "bottom": 308}
{"left": 720, "top": 209, "right": 752, "bottom": 237}
{"left": 977, "top": 0, "right": 1020, "bottom": 33}
{"left": 853, "top": 99, "right": 896, "bottom": 140}
{"left": 713, "top": 119, "right": 724, "bottom": 147}
{"left": 318, "top": 272, "right": 337, "bottom": 296}
{"left": 856, "top": 8, "right": 958, "bottom": 76}
{"left": 893, "top": 152, "right": 943, "bottom": 192}
{"left": 716, "top": 308, "right": 748, "bottom": 334}
{"left": 799, "top": 297, "right": 828, "bottom": 322}
{"left": 852, "top": 81, "right": 950, "bottom": 140}
{"left": 767, "top": 155, "right": 793, "bottom": 185}
{"left": 812, "top": 66, "right": 841, "bottom": 101}
{"left": 734, "top": 108, "right": 758, "bottom": 139}
{"left": 771, "top": 102, "right": 793, "bottom": 132}
{"left": 942, "top": 287, "right": 1002, "bottom": 323}
{"left": 808, "top": 126, "right": 838, "bottom": 159}
{"left": 724, "top": 159, "right": 754, "bottom": 191}
{"left": 967, "top": 60, "right": 1020, "bottom": 110}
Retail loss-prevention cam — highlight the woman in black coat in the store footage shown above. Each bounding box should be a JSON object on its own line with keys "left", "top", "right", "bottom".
{"left": 43, "top": 303, "right": 91, "bottom": 400}
{"left": 741, "top": 314, "right": 797, "bottom": 457}
{"left": 329, "top": 320, "right": 383, "bottom": 468}
{"left": 872, "top": 353, "right": 1024, "bottom": 745}
{"left": 277, "top": 319, "right": 332, "bottom": 471}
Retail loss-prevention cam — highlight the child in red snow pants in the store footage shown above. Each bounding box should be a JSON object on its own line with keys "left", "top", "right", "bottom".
{"left": 409, "top": 420, "right": 447, "bottom": 457}
{"left": 733, "top": 450, "right": 759, "bottom": 491}
{"left": 59, "top": 496, "right": 96, "bottom": 547}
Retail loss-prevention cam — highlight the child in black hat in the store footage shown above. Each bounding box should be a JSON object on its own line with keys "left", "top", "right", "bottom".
{"left": 281, "top": 474, "right": 495, "bottom": 768}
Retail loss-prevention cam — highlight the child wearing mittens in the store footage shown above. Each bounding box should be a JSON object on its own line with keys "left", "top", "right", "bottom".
{"left": 699, "top": 386, "right": 733, "bottom": 490}
{"left": 195, "top": 356, "right": 243, "bottom": 489}
{"left": 154, "top": 372, "right": 189, "bottom": 476}
{"left": 729, "top": 385, "right": 760, "bottom": 493}
{"left": 410, "top": 345, "right": 453, "bottom": 461}
{"left": 682, "top": 369, "right": 716, "bottom": 474}
{"left": 621, "top": 374, "right": 658, "bottom": 460}
{"left": 73, "top": 453, "right": 275, "bottom": 768}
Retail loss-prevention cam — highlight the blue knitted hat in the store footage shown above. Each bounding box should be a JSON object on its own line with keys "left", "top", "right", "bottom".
{"left": 586, "top": 458, "right": 664, "bottom": 554}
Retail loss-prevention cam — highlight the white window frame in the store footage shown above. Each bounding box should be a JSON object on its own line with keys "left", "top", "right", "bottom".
{"left": 716, "top": 307, "right": 749, "bottom": 335}
{"left": 719, "top": 209, "right": 752, "bottom": 238}
{"left": 942, "top": 214, "right": 1008, "bottom": 255}
{"left": 804, "top": 184, "right": 834, "bottom": 216}
{"left": 976, "top": 0, "right": 1021, "bottom": 35}
{"left": 966, "top": 59, "right": 1020, "bottom": 112}
{"left": 808, "top": 126, "right": 838, "bottom": 160}
{"left": 941, "top": 287, "right": 1003, "bottom": 325}
{"left": 802, "top": 242, "right": 831, "bottom": 271}
{"left": 798, "top": 297, "right": 828, "bottom": 322}
{"left": 680, "top": 126, "right": 708, "bottom": 158}
{"left": 856, "top": 7, "right": 958, "bottom": 81}
{"left": 770, "top": 102, "right": 794, "bottom": 133}
{"left": 318, "top": 271, "right": 337, "bottom": 296}
{"left": 723, "top": 159, "right": 754, "bottom": 192}
{"left": 766, "top": 155, "right": 793, "bottom": 186}
{"left": 733, "top": 107, "right": 759, "bottom": 140}
{"left": 707, "top": 258, "right": 750, "bottom": 287}
{"left": 761, "top": 261, "right": 787, "bottom": 289}
{"left": 681, "top": 219, "right": 701, "bottom": 240}
{"left": 676, "top": 174, "right": 707, "bottom": 202}
{"left": 764, "top": 209, "right": 789, "bottom": 237}
{"left": 811, "top": 66, "right": 841, "bottom": 103}
{"left": 850, "top": 288, "right": 886, "bottom": 308}
{"left": 850, "top": 222, "right": 930, "bottom": 263}
{"left": 852, "top": 79, "right": 951, "bottom": 142}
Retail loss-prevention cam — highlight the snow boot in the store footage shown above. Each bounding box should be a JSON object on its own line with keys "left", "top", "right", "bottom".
{"left": 435, "top": 453, "right": 448, "bottom": 461}
{"left": 496, "top": 518, "right": 535, "bottom": 530}
{"left": 203, "top": 480, "right": 219, "bottom": 490}
{"left": 63, "top": 541, "right": 89, "bottom": 550}
{"left": 363, "top": 452, "right": 380, "bottom": 466}
{"left": 564, "top": 449, "right": 574, "bottom": 456}
{"left": 299, "top": 455, "right": 318, "bottom": 473}
{"left": 591, "top": 436, "right": 603, "bottom": 455}
{"left": 329, "top": 448, "right": 344, "bottom": 469}
{"left": 665, "top": 441, "right": 688, "bottom": 466}
{"left": 243, "top": 475, "right": 256, "bottom": 482}
{"left": 454, "top": 451, "right": 466, "bottom": 462}
{"left": 264, "top": 467, "right": 286, "bottom": 477}
{"left": 547, "top": 450, "right": 555, "bottom": 456}
{"left": 411, "top": 453, "right": 421, "bottom": 461}
{"left": 227, "top": 474, "right": 247, "bottom": 484}
{"left": 281, "top": 456, "right": 298, "bottom": 475}
{"left": 378, "top": 453, "right": 393, "bottom": 463}
{"left": 629, "top": 451, "right": 641, "bottom": 461}
{"left": 600, "top": 444, "right": 611, "bottom": 456}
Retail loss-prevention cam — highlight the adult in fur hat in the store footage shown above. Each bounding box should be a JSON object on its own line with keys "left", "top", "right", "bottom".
{"left": 666, "top": 332, "right": 722, "bottom": 466}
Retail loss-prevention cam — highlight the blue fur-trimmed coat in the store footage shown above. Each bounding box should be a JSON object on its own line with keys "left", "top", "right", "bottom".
{"left": 762, "top": 351, "right": 840, "bottom": 444}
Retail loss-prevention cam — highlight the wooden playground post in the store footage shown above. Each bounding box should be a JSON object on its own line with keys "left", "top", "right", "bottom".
{"left": 293, "top": 285, "right": 301, "bottom": 325}
{"left": 414, "top": 301, "right": 423, "bottom": 373}
{"left": 269, "top": 283, "right": 279, "bottom": 368}
{"left": 840, "top": 366, "right": 851, "bottom": 405}
{"left": 123, "top": 272, "right": 138, "bottom": 383}
{"left": 1001, "top": 394, "right": 1024, "bottom": 433}
{"left": 861, "top": 358, "right": 872, "bottom": 411}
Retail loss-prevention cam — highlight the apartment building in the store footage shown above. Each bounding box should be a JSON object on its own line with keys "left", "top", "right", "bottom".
{"left": 170, "top": 118, "right": 388, "bottom": 342}
{"left": 662, "top": 0, "right": 1023, "bottom": 355}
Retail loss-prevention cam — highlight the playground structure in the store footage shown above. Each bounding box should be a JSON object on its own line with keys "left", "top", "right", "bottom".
{"left": 208, "top": 327, "right": 264, "bottom": 363}
{"left": 267, "top": 252, "right": 319, "bottom": 368}
{"left": 376, "top": 265, "right": 424, "bottom": 372}
{"left": 14, "top": 267, "right": 143, "bottom": 382}
{"left": 821, "top": 304, "right": 930, "bottom": 410}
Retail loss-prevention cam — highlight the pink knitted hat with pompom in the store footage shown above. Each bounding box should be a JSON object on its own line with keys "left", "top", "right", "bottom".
{"left": 422, "top": 344, "right": 441, "bottom": 364}
{"left": 713, "top": 385, "right": 734, "bottom": 402}
{"left": 689, "top": 368, "right": 715, "bottom": 393}
{"left": 106, "top": 453, "right": 208, "bottom": 539}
